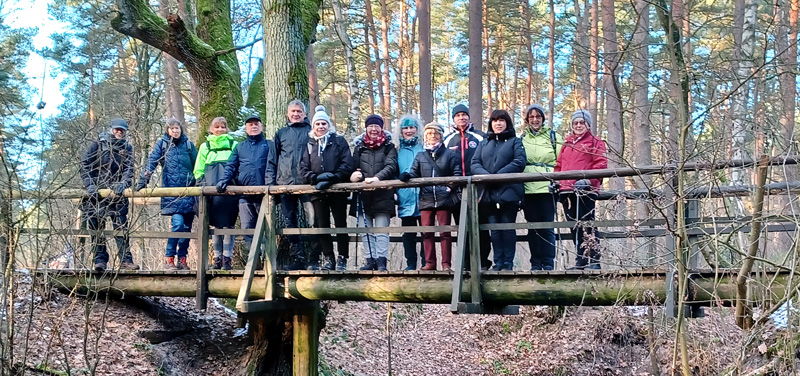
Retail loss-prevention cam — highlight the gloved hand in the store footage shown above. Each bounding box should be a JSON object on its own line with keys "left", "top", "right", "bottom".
{"left": 315, "top": 180, "right": 333, "bottom": 190}
{"left": 548, "top": 181, "right": 561, "bottom": 194}
{"left": 86, "top": 184, "right": 99, "bottom": 197}
{"left": 316, "top": 172, "right": 335, "bottom": 182}
{"left": 216, "top": 181, "right": 228, "bottom": 193}
{"left": 398, "top": 172, "right": 411, "bottom": 182}
{"left": 350, "top": 171, "right": 363, "bottom": 182}
{"left": 573, "top": 179, "right": 592, "bottom": 191}
{"left": 134, "top": 180, "right": 147, "bottom": 192}
{"left": 111, "top": 183, "right": 126, "bottom": 196}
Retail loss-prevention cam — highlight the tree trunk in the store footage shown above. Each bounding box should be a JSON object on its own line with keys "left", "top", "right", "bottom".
{"left": 307, "top": 45, "right": 319, "bottom": 111}
{"left": 510, "top": 1, "right": 523, "bottom": 117}
{"left": 331, "top": 0, "right": 360, "bottom": 134}
{"left": 730, "top": 0, "right": 755, "bottom": 186}
{"left": 495, "top": 25, "right": 504, "bottom": 109}
{"left": 601, "top": 0, "right": 624, "bottom": 191}
{"left": 408, "top": 11, "right": 418, "bottom": 113}
{"left": 468, "top": 0, "right": 483, "bottom": 123}
{"left": 363, "top": 23, "right": 375, "bottom": 115}
{"left": 158, "top": 0, "right": 186, "bottom": 123}
{"left": 548, "top": 0, "right": 556, "bottom": 129}
{"left": 483, "top": 0, "right": 491, "bottom": 117}
{"left": 395, "top": 0, "right": 407, "bottom": 115}
{"left": 379, "top": 0, "right": 391, "bottom": 116}
{"left": 523, "top": 0, "right": 533, "bottom": 105}
{"left": 573, "top": 0, "right": 590, "bottom": 107}
{"left": 418, "top": 0, "right": 433, "bottom": 122}
{"left": 776, "top": 0, "right": 798, "bottom": 160}
{"left": 364, "top": 0, "right": 384, "bottom": 113}
{"left": 589, "top": 0, "right": 598, "bottom": 130}
{"left": 632, "top": 0, "right": 652, "bottom": 261}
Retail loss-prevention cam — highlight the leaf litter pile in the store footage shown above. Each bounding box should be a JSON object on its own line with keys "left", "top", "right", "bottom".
{"left": 12, "top": 274, "right": 748, "bottom": 375}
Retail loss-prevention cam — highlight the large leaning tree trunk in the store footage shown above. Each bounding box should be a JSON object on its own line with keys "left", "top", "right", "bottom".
{"left": 112, "top": 0, "right": 242, "bottom": 142}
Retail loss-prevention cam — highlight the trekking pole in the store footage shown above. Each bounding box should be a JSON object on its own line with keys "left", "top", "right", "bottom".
{"left": 574, "top": 189, "right": 581, "bottom": 267}
{"left": 356, "top": 195, "right": 375, "bottom": 261}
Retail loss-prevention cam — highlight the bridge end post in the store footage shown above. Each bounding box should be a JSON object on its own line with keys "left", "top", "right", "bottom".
{"left": 293, "top": 301, "right": 321, "bottom": 376}
{"left": 196, "top": 195, "right": 210, "bottom": 310}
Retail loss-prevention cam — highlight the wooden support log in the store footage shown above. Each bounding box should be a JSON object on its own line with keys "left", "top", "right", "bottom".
{"left": 293, "top": 301, "right": 320, "bottom": 376}
{"left": 42, "top": 270, "right": 790, "bottom": 307}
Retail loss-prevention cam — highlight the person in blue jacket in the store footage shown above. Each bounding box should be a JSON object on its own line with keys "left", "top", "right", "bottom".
{"left": 396, "top": 115, "right": 424, "bottom": 270}
{"left": 216, "top": 114, "right": 276, "bottom": 260}
{"left": 136, "top": 118, "right": 198, "bottom": 270}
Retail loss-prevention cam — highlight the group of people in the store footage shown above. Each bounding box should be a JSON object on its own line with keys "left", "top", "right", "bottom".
{"left": 79, "top": 101, "right": 607, "bottom": 273}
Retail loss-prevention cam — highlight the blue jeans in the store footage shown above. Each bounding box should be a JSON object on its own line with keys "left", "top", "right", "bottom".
{"left": 483, "top": 204, "right": 519, "bottom": 269}
{"left": 239, "top": 199, "right": 261, "bottom": 252}
{"left": 166, "top": 213, "right": 194, "bottom": 257}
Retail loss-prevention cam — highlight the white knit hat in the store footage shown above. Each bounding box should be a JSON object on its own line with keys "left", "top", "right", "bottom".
{"left": 311, "top": 105, "right": 332, "bottom": 126}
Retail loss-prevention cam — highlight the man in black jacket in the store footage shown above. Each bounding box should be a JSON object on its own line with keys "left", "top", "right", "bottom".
{"left": 217, "top": 115, "right": 275, "bottom": 256}
{"left": 266, "top": 100, "right": 312, "bottom": 270}
{"left": 80, "top": 118, "right": 138, "bottom": 272}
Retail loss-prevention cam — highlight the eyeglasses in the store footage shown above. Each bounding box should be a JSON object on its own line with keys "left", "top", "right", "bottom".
{"left": 528, "top": 115, "right": 543, "bottom": 120}
{"left": 366, "top": 124, "right": 382, "bottom": 129}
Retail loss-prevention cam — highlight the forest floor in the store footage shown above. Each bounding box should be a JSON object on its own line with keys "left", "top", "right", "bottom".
{"left": 9, "top": 270, "right": 782, "bottom": 376}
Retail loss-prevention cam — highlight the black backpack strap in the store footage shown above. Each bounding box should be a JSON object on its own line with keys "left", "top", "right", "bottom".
{"left": 421, "top": 150, "right": 444, "bottom": 177}
{"left": 550, "top": 129, "right": 557, "bottom": 157}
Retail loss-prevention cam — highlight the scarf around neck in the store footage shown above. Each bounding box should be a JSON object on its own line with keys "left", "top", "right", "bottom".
{"left": 400, "top": 135, "right": 418, "bottom": 147}
{"left": 312, "top": 133, "right": 329, "bottom": 156}
{"left": 364, "top": 131, "right": 386, "bottom": 150}
{"left": 424, "top": 141, "right": 441, "bottom": 151}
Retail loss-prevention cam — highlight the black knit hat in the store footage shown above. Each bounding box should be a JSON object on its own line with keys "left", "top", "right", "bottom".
{"left": 451, "top": 104, "right": 469, "bottom": 119}
{"left": 365, "top": 114, "right": 384, "bottom": 128}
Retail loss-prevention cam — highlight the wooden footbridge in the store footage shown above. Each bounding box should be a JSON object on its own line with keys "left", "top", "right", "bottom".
{"left": 18, "top": 156, "right": 800, "bottom": 374}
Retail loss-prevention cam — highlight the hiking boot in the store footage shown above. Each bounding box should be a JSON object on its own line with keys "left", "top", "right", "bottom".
{"left": 376, "top": 257, "right": 388, "bottom": 271}
{"left": 94, "top": 262, "right": 107, "bottom": 272}
{"left": 336, "top": 255, "right": 347, "bottom": 271}
{"left": 211, "top": 256, "right": 223, "bottom": 270}
{"left": 222, "top": 256, "right": 232, "bottom": 270}
{"left": 585, "top": 263, "right": 601, "bottom": 270}
{"left": 421, "top": 263, "right": 437, "bottom": 271}
{"left": 177, "top": 257, "right": 189, "bottom": 270}
{"left": 120, "top": 261, "right": 140, "bottom": 271}
{"left": 321, "top": 257, "right": 335, "bottom": 271}
{"left": 567, "top": 265, "right": 586, "bottom": 271}
{"left": 307, "top": 264, "right": 320, "bottom": 271}
{"left": 165, "top": 257, "right": 179, "bottom": 271}
{"left": 490, "top": 264, "right": 504, "bottom": 271}
{"left": 360, "top": 258, "right": 377, "bottom": 271}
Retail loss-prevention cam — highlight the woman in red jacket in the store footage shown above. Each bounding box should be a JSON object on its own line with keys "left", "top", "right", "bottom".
{"left": 554, "top": 110, "right": 607, "bottom": 270}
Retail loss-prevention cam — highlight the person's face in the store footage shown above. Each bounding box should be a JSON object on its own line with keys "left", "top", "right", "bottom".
{"left": 572, "top": 118, "right": 588, "bottom": 135}
{"left": 491, "top": 118, "right": 507, "bottom": 134}
{"left": 366, "top": 124, "right": 382, "bottom": 137}
{"left": 401, "top": 126, "right": 417, "bottom": 140}
{"left": 425, "top": 129, "right": 442, "bottom": 145}
{"left": 527, "top": 111, "right": 544, "bottom": 132}
{"left": 112, "top": 128, "right": 126, "bottom": 139}
{"left": 245, "top": 120, "right": 263, "bottom": 136}
{"left": 454, "top": 112, "right": 470, "bottom": 130}
{"left": 287, "top": 105, "right": 306, "bottom": 123}
{"left": 167, "top": 124, "right": 182, "bottom": 139}
{"left": 313, "top": 120, "right": 330, "bottom": 137}
{"left": 210, "top": 121, "right": 228, "bottom": 136}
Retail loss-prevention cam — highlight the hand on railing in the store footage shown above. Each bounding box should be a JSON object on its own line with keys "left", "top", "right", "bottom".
{"left": 574, "top": 179, "right": 592, "bottom": 191}
{"left": 86, "top": 184, "right": 98, "bottom": 197}
{"left": 548, "top": 181, "right": 560, "bottom": 194}
{"left": 315, "top": 172, "right": 335, "bottom": 183}
{"left": 134, "top": 180, "right": 147, "bottom": 192}
{"left": 216, "top": 181, "right": 228, "bottom": 193}
{"left": 350, "top": 171, "right": 363, "bottom": 182}
{"left": 398, "top": 172, "right": 411, "bottom": 182}
{"left": 315, "top": 180, "right": 333, "bottom": 190}
{"left": 111, "top": 183, "right": 126, "bottom": 196}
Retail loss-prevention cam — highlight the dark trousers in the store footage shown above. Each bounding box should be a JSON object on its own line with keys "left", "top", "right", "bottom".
{"left": 238, "top": 198, "right": 261, "bottom": 253}
{"left": 483, "top": 204, "right": 519, "bottom": 269}
{"left": 452, "top": 204, "right": 492, "bottom": 269}
{"left": 85, "top": 209, "right": 132, "bottom": 265}
{"left": 280, "top": 194, "right": 311, "bottom": 261}
{"left": 421, "top": 209, "right": 452, "bottom": 269}
{"left": 522, "top": 193, "right": 556, "bottom": 270}
{"left": 559, "top": 192, "right": 600, "bottom": 267}
{"left": 308, "top": 194, "right": 349, "bottom": 263}
{"left": 401, "top": 216, "right": 422, "bottom": 269}
{"left": 166, "top": 213, "right": 194, "bottom": 258}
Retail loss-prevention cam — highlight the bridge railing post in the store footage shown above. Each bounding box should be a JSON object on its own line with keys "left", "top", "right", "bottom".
{"left": 196, "top": 194, "right": 210, "bottom": 310}
{"left": 450, "top": 180, "right": 472, "bottom": 312}
{"left": 236, "top": 193, "right": 271, "bottom": 311}
{"left": 467, "top": 183, "right": 482, "bottom": 305}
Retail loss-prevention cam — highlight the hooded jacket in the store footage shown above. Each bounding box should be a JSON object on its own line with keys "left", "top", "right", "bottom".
{"left": 140, "top": 133, "right": 198, "bottom": 215}
{"left": 350, "top": 131, "right": 398, "bottom": 217}
{"left": 408, "top": 143, "right": 461, "bottom": 210}
{"left": 470, "top": 126, "right": 526, "bottom": 206}
{"left": 443, "top": 123, "right": 485, "bottom": 176}
{"left": 221, "top": 133, "right": 275, "bottom": 201}
{"left": 79, "top": 131, "right": 134, "bottom": 213}
{"left": 554, "top": 130, "right": 607, "bottom": 192}
{"left": 270, "top": 119, "right": 312, "bottom": 185}
{"left": 299, "top": 131, "right": 354, "bottom": 188}
{"left": 194, "top": 133, "right": 239, "bottom": 227}
{"left": 521, "top": 126, "right": 564, "bottom": 194}
{"left": 397, "top": 136, "right": 424, "bottom": 217}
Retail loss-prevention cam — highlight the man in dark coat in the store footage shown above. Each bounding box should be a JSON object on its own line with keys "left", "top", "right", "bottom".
{"left": 80, "top": 118, "right": 138, "bottom": 272}
{"left": 266, "top": 100, "right": 313, "bottom": 270}
{"left": 444, "top": 104, "right": 492, "bottom": 270}
{"left": 217, "top": 115, "right": 275, "bottom": 259}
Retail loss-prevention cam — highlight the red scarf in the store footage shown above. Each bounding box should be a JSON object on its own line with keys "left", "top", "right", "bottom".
{"left": 363, "top": 131, "right": 386, "bottom": 150}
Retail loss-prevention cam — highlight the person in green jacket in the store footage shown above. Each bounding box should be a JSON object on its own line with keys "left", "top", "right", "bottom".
{"left": 194, "top": 117, "right": 239, "bottom": 270}
{"left": 521, "top": 104, "right": 563, "bottom": 270}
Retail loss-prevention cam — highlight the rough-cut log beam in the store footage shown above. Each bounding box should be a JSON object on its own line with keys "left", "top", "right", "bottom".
{"left": 39, "top": 270, "right": 788, "bottom": 307}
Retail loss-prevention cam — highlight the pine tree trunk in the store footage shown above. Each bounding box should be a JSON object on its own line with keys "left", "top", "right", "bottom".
{"left": 548, "top": 0, "right": 555, "bottom": 129}
{"left": 419, "top": 0, "right": 433, "bottom": 122}
{"left": 158, "top": 0, "right": 186, "bottom": 123}
{"left": 364, "top": 0, "right": 384, "bottom": 113}
{"left": 511, "top": 1, "right": 523, "bottom": 117}
{"left": 331, "top": 0, "right": 360, "bottom": 133}
{"left": 379, "top": 0, "right": 392, "bottom": 116}
{"left": 483, "top": 0, "right": 491, "bottom": 116}
{"left": 573, "top": 0, "right": 590, "bottom": 107}
{"left": 468, "top": 0, "right": 483, "bottom": 122}
{"left": 632, "top": 0, "right": 652, "bottom": 255}
{"left": 589, "top": 0, "right": 598, "bottom": 130}
{"left": 523, "top": 0, "right": 533, "bottom": 104}
{"left": 307, "top": 45, "right": 319, "bottom": 111}
{"left": 363, "top": 23, "right": 376, "bottom": 114}
{"left": 776, "top": 0, "right": 798, "bottom": 160}
{"left": 601, "top": 0, "right": 624, "bottom": 192}
{"left": 730, "top": 0, "right": 756, "bottom": 185}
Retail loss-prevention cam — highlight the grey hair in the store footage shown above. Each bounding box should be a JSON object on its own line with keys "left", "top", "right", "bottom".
{"left": 210, "top": 117, "right": 228, "bottom": 127}
{"left": 288, "top": 99, "right": 307, "bottom": 114}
